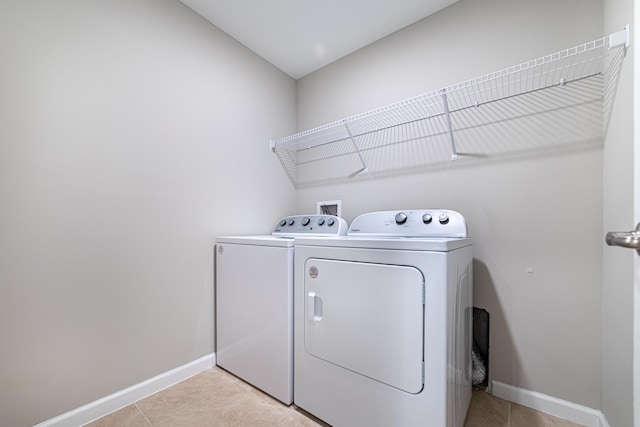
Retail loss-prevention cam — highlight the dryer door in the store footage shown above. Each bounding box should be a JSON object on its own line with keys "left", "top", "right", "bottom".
{"left": 304, "top": 258, "right": 424, "bottom": 393}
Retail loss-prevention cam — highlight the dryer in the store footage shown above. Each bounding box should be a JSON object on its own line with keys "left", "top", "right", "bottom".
{"left": 294, "top": 209, "right": 473, "bottom": 426}
{"left": 215, "top": 215, "right": 347, "bottom": 405}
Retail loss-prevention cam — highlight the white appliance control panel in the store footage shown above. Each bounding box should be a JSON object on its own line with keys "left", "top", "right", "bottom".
{"left": 273, "top": 215, "right": 348, "bottom": 236}
{"left": 348, "top": 209, "right": 468, "bottom": 238}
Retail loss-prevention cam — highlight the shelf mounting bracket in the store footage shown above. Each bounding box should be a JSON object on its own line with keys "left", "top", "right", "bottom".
{"left": 441, "top": 89, "right": 458, "bottom": 160}
{"left": 608, "top": 25, "right": 630, "bottom": 55}
{"left": 344, "top": 121, "right": 369, "bottom": 174}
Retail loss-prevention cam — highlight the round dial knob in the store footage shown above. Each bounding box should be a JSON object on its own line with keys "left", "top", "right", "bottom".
{"left": 317, "top": 218, "right": 325, "bottom": 226}
{"left": 279, "top": 219, "right": 287, "bottom": 227}
{"left": 438, "top": 213, "right": 449, "bottom": 224}
{"left": 422, "top": 214, "right": 432, "bottom": 224}
{"left": 287, "top": 218, "right": 295, "bottom": 226}
{"left": 302, "top": 217, "right": 311, "bottom": 226}
{"left": 395, "top": 212, "right": 408, "bottom": 224}
{"left": 327, "top": 218, "right": 335, "bottom": 226}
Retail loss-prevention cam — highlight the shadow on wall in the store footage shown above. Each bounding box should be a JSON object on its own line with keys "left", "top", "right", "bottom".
{"left": 473, "top": 259, "right": 518, "bottom": 390}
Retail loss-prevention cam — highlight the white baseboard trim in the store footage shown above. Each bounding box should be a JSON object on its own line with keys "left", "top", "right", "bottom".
{"left": 492, "top": 380, "right": 608, "bottom": 427}
{"left": 598, "top": 411, "right": 611, "bottom": 427}
{"left": 34, "top": 353, "right": 216, "bottom": 427}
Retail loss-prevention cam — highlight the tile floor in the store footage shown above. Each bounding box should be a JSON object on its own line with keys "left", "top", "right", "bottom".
{"left": 86, "top": 367, "right": 584, "bottom": 427}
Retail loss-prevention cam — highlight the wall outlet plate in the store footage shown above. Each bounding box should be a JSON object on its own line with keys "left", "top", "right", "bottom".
{"left": 317, "top": 200, "right": 342, "bottom": 217}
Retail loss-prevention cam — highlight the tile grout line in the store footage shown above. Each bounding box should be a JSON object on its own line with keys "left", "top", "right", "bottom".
{"left": 134, "top": 402, "right": 154, "bottom": 426}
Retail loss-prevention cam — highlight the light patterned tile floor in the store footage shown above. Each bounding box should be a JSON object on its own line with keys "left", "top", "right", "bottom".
{"left": 85, "top": 367, "right": 584, "bottom": 427}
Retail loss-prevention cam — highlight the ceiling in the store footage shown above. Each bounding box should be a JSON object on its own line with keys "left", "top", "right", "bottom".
{"left": 178, "top": 0, "right": 459, "bottom": 79}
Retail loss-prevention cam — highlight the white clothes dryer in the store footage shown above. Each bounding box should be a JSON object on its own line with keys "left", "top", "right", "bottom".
{"left": 215, "top": 215, "right": 347, "bottom": 405}
{"left": 294, "top": 209, "right": 473, "bottom": 426}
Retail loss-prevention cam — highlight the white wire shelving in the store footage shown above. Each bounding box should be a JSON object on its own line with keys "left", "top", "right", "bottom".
{"left": 271, "top": 27, "right": 629, "bottom": 187}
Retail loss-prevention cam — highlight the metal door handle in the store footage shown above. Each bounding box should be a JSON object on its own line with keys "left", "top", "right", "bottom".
{"left": 606, "top": 223, "right": 640, "bottom": 254}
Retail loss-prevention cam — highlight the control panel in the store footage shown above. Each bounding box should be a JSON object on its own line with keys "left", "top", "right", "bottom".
{"left": 272, "top": 215, "right": 348, "bottom": 236}
{"left": 348, "top": 209, "right": 468, "bottom": 238}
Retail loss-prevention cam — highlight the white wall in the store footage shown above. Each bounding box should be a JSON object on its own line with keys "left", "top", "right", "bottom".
{"left": 296, "top": 0, "right": 605, "bottom": 409}
{"left": 602, "top": 0, "right": 634, "bottom": 425}
{"left": 0, "top": 1, "right": 296, "bottom": 426}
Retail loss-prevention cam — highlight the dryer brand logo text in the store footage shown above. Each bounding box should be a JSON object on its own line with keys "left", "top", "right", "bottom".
{"left": 308, "top": 266, "right": 319, "bottom": 279}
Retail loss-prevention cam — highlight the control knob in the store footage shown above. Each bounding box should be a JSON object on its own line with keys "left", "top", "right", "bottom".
{"left": 279, "top": 219, "right": 287, "bottom": 227}
{"left": 287, "top": 218, "right": 295, "bottom": 226}
{"left": 422, "top": 214, "right": 432, "bottom": 224}
{"left": 318, "top": 218, "right": 325, "bottom": 226}
{"left": 439, "top": 213, "right": 449, "bottom": 224}
{"left": 395, "top": 212, "right": 408, "bottom": 224}
{"left": 302, "top": 217, "right": 311, "bottom": 226}
{"left": 327, "top": 218, "right": 335, "bottom": 226}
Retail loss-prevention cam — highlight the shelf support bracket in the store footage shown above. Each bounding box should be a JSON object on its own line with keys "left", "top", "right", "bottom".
{"left": 608, "top": 25, "right": 630, "bottom": 55}
{"left": 440, "top": 89, "right": 458, "bottom": 160}
{"left": 344, "top": 121, "right": 369, "bottom": 174}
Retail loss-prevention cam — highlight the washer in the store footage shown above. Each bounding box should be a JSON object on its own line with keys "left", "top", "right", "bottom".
{"left": 294, "top": 209, "right": 473, "bottom": 426}
{"left": 215, "top": 215, "right": 347, "bottom": 405}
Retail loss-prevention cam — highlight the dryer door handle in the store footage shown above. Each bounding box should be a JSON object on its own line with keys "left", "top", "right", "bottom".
{"left": 308, "top": 292, "right": 324, "bottom": 322}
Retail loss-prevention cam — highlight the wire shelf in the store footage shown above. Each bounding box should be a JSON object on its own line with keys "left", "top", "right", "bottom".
{"left": 271, "top": 27, "right": 629, "bottom": 187}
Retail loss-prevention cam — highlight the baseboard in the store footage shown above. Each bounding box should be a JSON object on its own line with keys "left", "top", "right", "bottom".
{"left": 491, "top": 380, "right": 608, "bottom": 427}
{"left": 34, "top": 353, "right": 216, "bottom": 427}
{"left": 598, "top": 411, "right": 611, "bottom": 427}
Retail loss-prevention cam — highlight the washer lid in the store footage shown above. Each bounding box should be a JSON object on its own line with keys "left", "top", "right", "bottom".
{"left": 216, "top": 235, "right": 295, "bottom": 247}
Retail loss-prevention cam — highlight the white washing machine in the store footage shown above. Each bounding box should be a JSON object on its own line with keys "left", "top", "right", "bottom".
{"left": 294, "top": 209, "right": 473, "bottom": 426}
{"left": 215, "top": 215, "right": 347, "bottom": 405}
